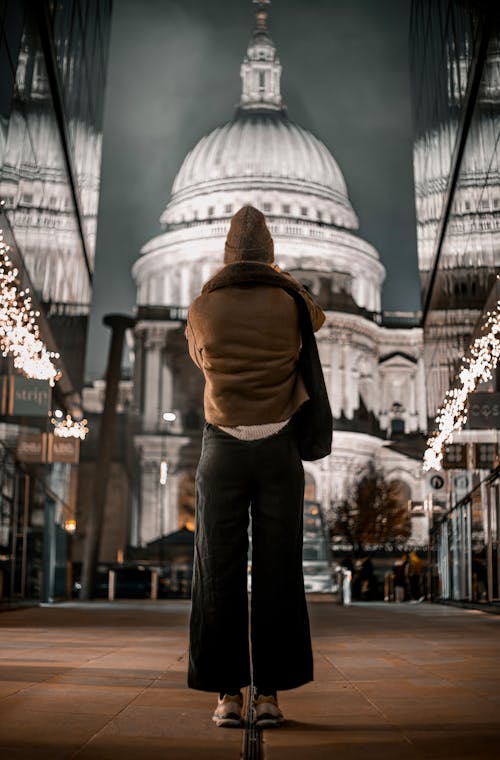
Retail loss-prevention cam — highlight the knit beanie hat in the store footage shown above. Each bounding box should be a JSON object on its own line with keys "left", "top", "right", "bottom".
{"left": 224, "top": 205, "right": 274, "bottom": 264}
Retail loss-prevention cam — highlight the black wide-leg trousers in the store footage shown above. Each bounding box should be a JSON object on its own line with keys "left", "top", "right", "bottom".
{"left": 188, "top": 421, "right": 313, "bottom": 693}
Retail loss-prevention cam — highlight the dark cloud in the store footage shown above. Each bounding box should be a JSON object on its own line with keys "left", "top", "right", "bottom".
{"left": 85, "top": 0, "right": 419, "bottom": 380}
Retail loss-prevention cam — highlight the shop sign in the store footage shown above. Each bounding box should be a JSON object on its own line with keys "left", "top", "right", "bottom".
{"left": 48, "top": 436, "right": 80, "bottom": 464}
{"left": 17, "top": 433, "right": 48, "bottom": 463}
{"left": 468, "top": 392, "right": 500, "bottom": 429}
{"left": 4, "top": 375, "right": 51, "bottom": 417}
{"left": 16, "top": 434, "right": 79, "bottom": 464}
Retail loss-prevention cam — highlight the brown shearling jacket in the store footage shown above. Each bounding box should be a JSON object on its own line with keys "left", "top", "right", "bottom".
{"left": 185, "top": 262, "right": 325, "bottom": 427}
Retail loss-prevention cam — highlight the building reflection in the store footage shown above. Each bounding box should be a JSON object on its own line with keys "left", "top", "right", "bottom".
{"left": 0, "top": 1, "right": 112, "bottom": 602}
{"left": 410, "top": 0, "right": 500, "bottom": 602}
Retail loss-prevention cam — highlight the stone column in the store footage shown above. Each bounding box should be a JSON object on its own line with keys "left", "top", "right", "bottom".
{"left": 165, "top": 472, "right": 180, "bottom": 534}
{"left": 417, "top": 357, "right": 428, "bottom": 432}
{"left": 180, "top": 266, "right": 191, "bottom": 306}
{"left": 330, "top": 336, "right": 342, "bottom": 418}
{"left": 343, "top": 339, "right": 357, "bottom": 419}
{"left": 140, "top": 461, "right": 161, "bottom": 545}
{"left": 161, "top": 357, "right": 174, "bottom": 418}
{"left": 143, "top": 327, "right": 167, "bottom": 432}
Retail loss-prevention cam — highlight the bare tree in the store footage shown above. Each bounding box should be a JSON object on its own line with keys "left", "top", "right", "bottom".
{"left": 329, "top": 461, "right": 411, "bottom": 555}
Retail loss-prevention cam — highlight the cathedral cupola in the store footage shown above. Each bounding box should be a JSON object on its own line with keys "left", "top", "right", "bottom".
{"left": 240, "top": 0, "right": 283, "bottom": 111}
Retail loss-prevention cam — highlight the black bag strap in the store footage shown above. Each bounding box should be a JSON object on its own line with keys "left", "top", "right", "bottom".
{"left": 284, "top": 287, "right": 319, "bottom": 364}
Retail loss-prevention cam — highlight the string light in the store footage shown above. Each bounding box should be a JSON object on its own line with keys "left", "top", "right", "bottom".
{"left": 0, "top": 231, "right": 61, "bottom": 384}
{"left": 423, "top": 299, "right": 500, "bottom": 471}
{"left": 51, "top": 414, "right": 89, "bottom": 440}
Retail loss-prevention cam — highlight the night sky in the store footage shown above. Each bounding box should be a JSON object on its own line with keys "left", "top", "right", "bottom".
{"left": 85, "top": 0, "right": 420, "bottom": 381}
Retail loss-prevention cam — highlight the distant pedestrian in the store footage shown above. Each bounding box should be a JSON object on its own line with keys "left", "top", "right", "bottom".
{"left": 185, "top": 206, "right": 325, "bottom": 728}
{"left": 359, "top": 554, "right": 376, "bottom": 600}
{"left": 393, "top": 553, "right": 408, "bottom": 603}
{"left": 408, "top": 550, "right": 423, "bottom": 601}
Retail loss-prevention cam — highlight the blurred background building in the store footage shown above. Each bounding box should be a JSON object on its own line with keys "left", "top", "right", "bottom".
{"left": 131, "top": 3, "right": 428, "bottom": 558}
{"left": 0, "top": 0, "right": 112, "bottom": 601}
{"left": 410, "top": 0, "right": 500, "bottom": 602}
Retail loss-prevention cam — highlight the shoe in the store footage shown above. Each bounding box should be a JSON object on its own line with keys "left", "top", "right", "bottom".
{"left": 212, "top": 693, "right": 244, "bottom": 728}
{"left": 253, "top": 694, "right": 284, "bottom": 728}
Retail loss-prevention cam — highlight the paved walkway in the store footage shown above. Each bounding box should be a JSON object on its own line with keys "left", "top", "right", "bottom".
{"left": 0, "top": 600, "right": 499, "bottom": 759}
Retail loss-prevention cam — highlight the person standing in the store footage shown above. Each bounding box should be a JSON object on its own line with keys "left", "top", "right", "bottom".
{"left": 185, "top": 205, "right": 325, "bottom": 727}
{"left": 408, "top": 550, "right": 423, "bottom": 602}
{"left": 393, "top": 553, "right": 409, "bottom": 603}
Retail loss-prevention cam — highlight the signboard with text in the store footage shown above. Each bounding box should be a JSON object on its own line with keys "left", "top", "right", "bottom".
{"left": 17, "top": 433, "right": 48, "bottom": 463}
{"left": 16, "top": 434, "right": 79, "bottom": 464}
{"left": 48, "top": 436, "right": 80, "bottom": 464}
{"left": 3, "top": 375, "right": 51, "bottom": 417}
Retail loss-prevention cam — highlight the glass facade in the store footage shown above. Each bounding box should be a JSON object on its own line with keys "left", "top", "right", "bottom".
{"left": 0, "top": 0, "right": 112, "bottom": 391}
{"left": 410, "top": 0, "right": 500, "bottom": 602}
{"left": 0, "top": 0, "right": 112, "bottom": 601}
{"left": 411, "top": 0, "right": 500, "bottom": 420}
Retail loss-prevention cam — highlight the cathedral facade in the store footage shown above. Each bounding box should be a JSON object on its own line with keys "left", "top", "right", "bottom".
{"left": 130, "top": 6, "right": 427, "bottom": 547}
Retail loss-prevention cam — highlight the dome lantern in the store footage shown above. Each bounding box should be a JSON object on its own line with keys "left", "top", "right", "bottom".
{"left": 240, "top": 0, "right": 283, "bottom": 112}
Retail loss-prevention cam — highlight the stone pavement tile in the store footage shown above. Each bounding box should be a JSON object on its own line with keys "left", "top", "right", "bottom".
{"left": 364, "top": 695, "right": 500, "bottom": 726}
{"left": 51, "top": 668, "right": 155, "bottom": 687}
{"left": 0, "top": 664, "right": 70, "bottom": 681}
{"left": 0, "top": 646, "right": 114, "bottom": 662}
{"left": 0, "top": 681, "right": 144, "bottom": 715}
{"left": 85, "top": 702, "right": 244, "bottom": 760}
{"left": 426, "top": 664, "right": 500, "bottom": 681}
{"left": 133, "top": 686, "right": 204, "bottom": 708}
{"left": 73, "top": 664, "right": 165, "bottom": 679}
{"left": 76, "top": 735, "right": 242, "bottom": 760}
{"left": 150, "top": 670, "right": 188, "bottom": 688}
{"left": 406, "top": 727, "right": 500, "bottom": 759}
{"left": 309, "top": 655, "right": 347, "bottom": 682}
{"left": 96, "top": 702, "right": 237, "bottom": 740}
{"left": 323, "top": 654, "right": 425, "bottom": 680}
{"left": 274, "top": 686, "right": 384, "bottom": 724}
{"left": 0, "top": 708, "right": 111, "bottom": 750}
{"left": 0, "top": 744, "right": 71, "bottom": 760}
{"left": 353, "top": 676, "right": 466, "bottom": 698}
{"left": 262, "top": 723, "right": 421, "bottom": 760}
{"left": 0, "top": 680, "right": 37, "bottom": 700}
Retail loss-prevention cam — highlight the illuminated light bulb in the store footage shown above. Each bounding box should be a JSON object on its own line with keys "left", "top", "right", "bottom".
{"left": 52, "top": 415, "right": 89, "bottom": 440}
{"left": 423, "top": 301, "right": 500, "bottom": 471}
{"left": 64, "top": 519, "right": 77, "bottom": 533}
{"left": 0, "top": 236, "right": 60, "bottom": 383}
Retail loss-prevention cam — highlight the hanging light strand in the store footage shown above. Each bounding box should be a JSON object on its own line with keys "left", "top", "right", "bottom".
{"left": 51, "top": 414, "right": 89, "bottom": 440}
{"left": 0, "top": 231, "right": 61, "bottom": 385}
{"left": 423, "top": 299, "right": 500, "bottom": 471}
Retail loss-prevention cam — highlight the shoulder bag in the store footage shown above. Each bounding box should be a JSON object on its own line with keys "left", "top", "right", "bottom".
{"left": 285, "top": 288, "right": 333, "bottom": 461}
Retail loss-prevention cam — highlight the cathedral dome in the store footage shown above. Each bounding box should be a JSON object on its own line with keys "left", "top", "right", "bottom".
{"left": 161, "top": 7, "right": 358, "bottom": 230}
{"left": 135, "top": 2, "right": 385, "bottom": 314}
{"left": 167, "top": 111, "right": 356, "bottom": 227}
